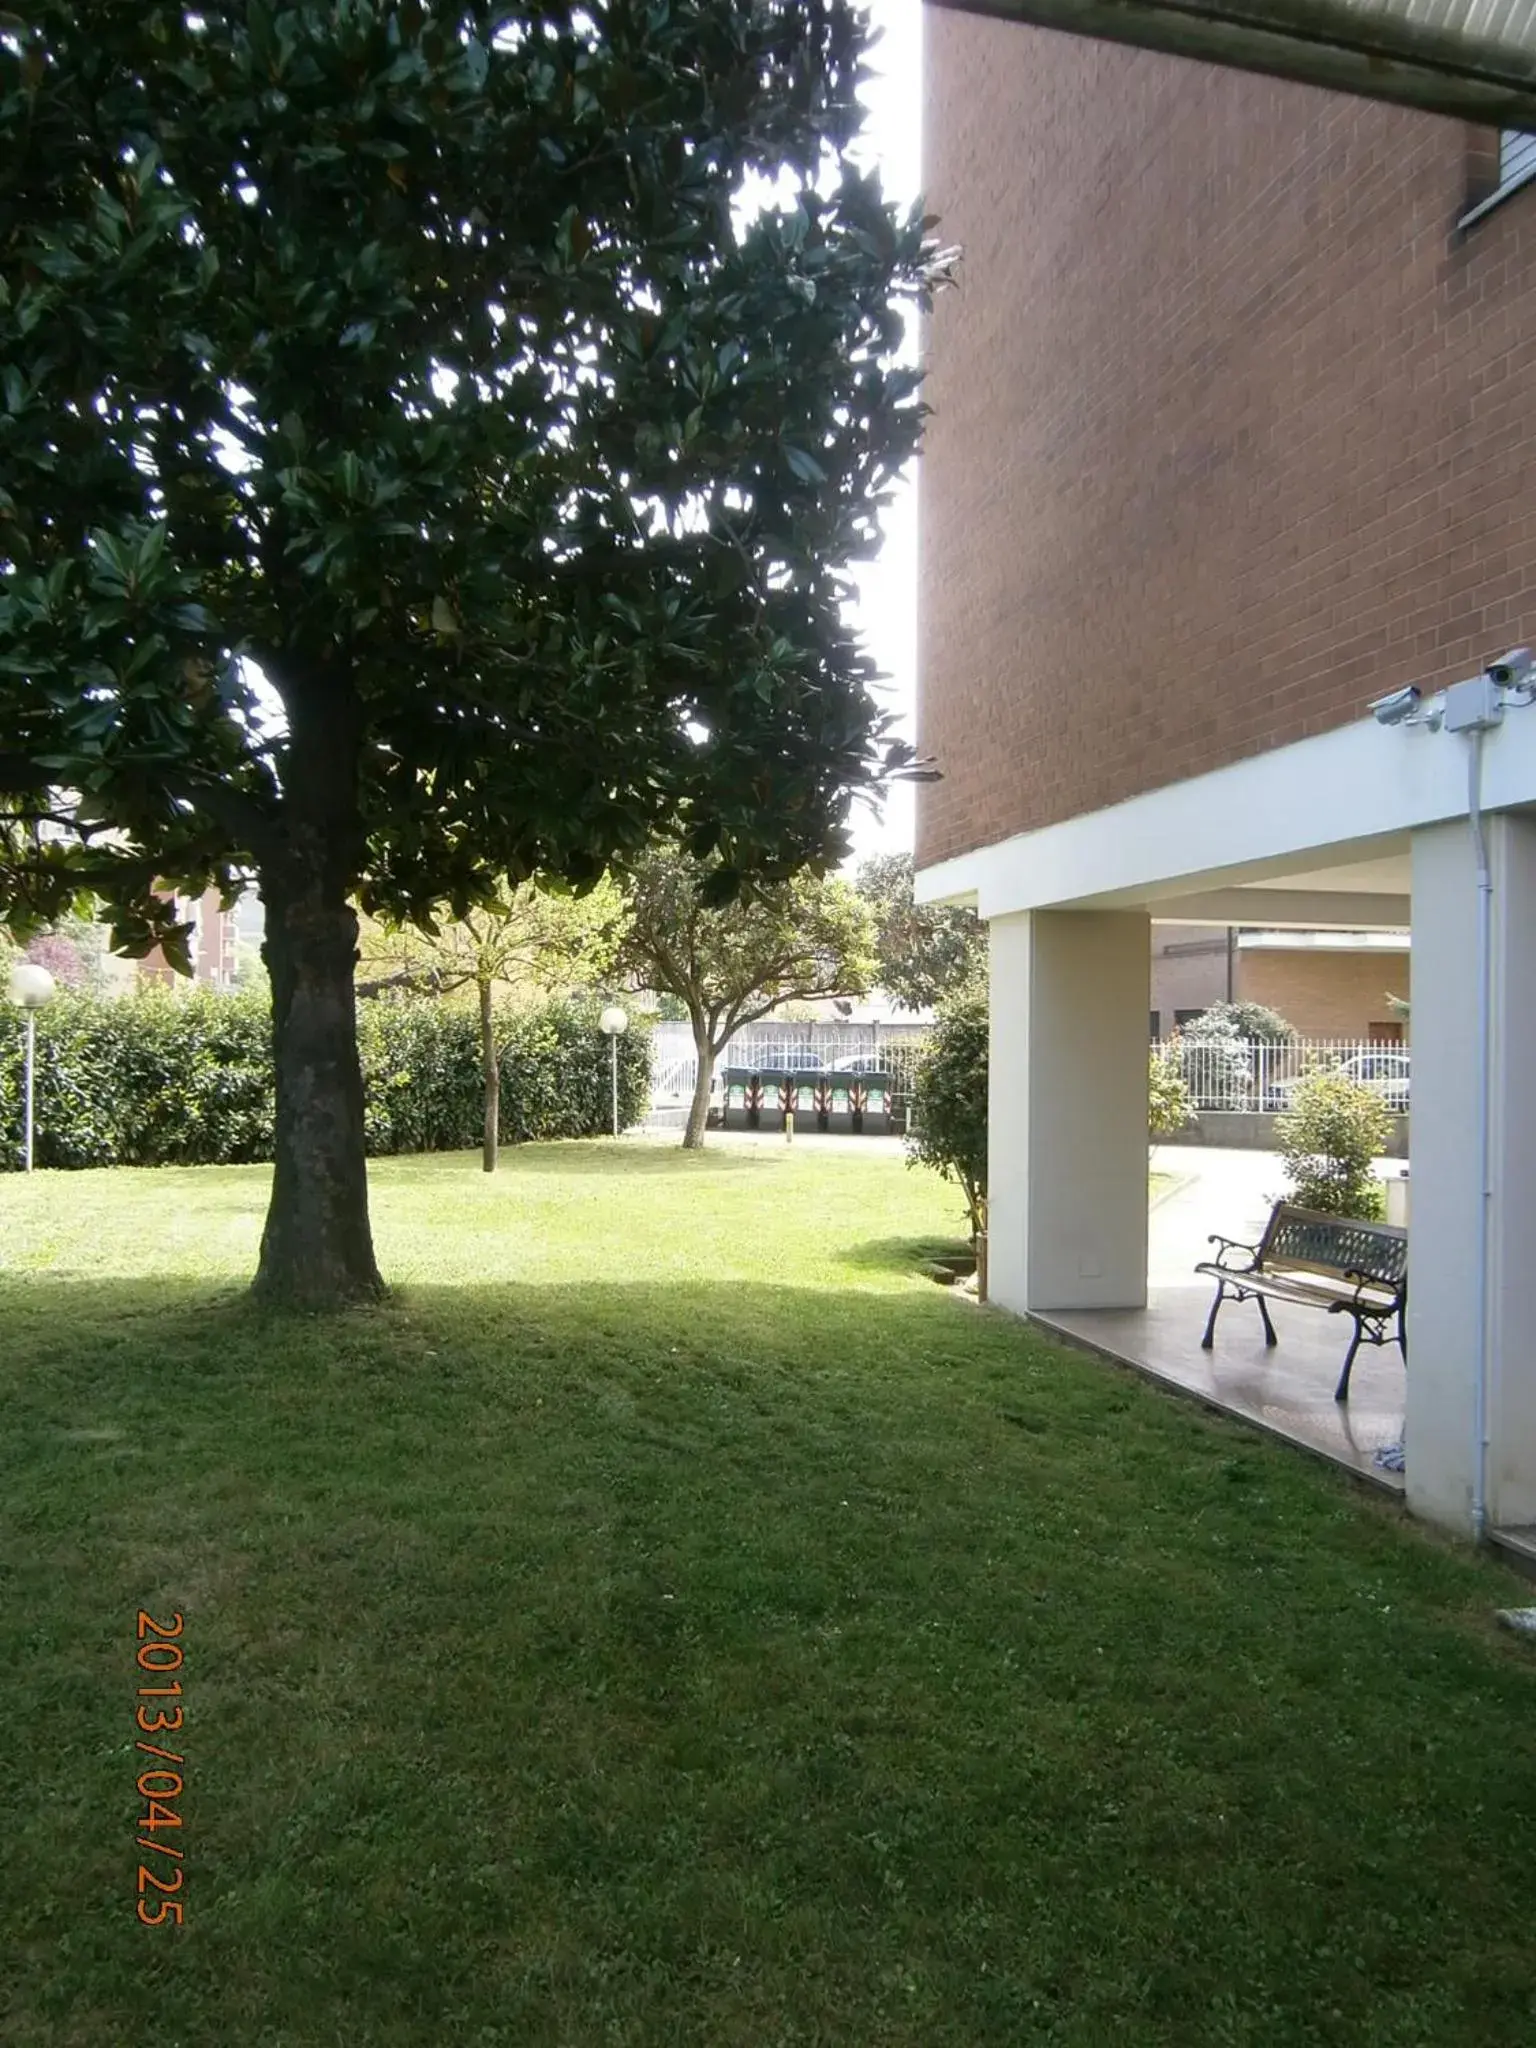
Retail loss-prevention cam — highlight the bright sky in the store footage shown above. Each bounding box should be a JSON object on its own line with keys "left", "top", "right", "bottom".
{"left": 843, "top": 0, "right": 923, "bottom": 866}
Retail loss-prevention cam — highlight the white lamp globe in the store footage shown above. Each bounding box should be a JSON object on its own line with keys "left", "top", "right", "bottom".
{"left": 9, "top": 963, "right": 57, "bottom": 1011}
{"left": 599, "top": 1005, "right": 629, "bottom": 1036}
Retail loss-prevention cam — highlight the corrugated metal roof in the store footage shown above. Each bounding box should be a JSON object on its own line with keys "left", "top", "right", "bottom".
{"left": 928, "top": 0, "right": 1536, "bottom": 124}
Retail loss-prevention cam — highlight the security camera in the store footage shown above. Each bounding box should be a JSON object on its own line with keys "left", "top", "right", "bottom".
{"left": 1486, "top": 647, "right": 1535, "bottom": 692}
{"left": 1369, "top": 684, "right": 1422, "bottom": 727}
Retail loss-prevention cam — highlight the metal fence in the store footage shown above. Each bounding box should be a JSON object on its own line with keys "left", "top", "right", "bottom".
{"left": 649, "top": 1019, "right": 930, "bottom": 1106}
{"left": 1158, "top": 1036, "right": 1411, "bottom": 1113}
{"left": 652, "top": 1024, "right": 1410, "bottom": 1116}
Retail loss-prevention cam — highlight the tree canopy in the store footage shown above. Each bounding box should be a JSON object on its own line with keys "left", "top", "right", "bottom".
{"left": 855, "top": 852, "right": 984, "bottom": 1011}
{"left": 615, "top": 842, "right": 874, "bottom": 1146}
{"left": 0, "top": 2, "right": 944, "bottom": 1298}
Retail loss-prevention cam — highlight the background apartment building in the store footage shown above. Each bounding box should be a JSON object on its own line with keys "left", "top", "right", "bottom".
{"left": 915, "top": 12, "right": 1536, "bottom": 1538}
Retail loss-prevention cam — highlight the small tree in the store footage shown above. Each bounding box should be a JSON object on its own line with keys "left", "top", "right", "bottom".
{"left": 356, "top": 881, "right": 622, "bottom": 1172}
{"left": 907, "top": 977, "right": 987, "bottom": 1244}
{"left": 616, "top": 847, "right": 875, "bottom": 1149}
{"left": 1274, "top": 1067, "right": 1392, "bottom": 1219}
{"left": 854, "top": 852, "right": 985, "bottom": 1011}
{"left": 1149, "top": 1038, "right": 1195, "bottom": 1138}
{"left": 1175, "top": 1008, "right": 1254, "bottom": 1109}
{"left": 1189, "top": 999, "right": 1295, "bottom": 1045}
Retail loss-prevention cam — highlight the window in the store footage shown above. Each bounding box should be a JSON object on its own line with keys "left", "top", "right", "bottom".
{"left": 1174, "top": 1008, "right": 1204, "bottom": 1028}
{"left": 1149, "top": 1010, "right": 1161, "bottom": 1040}
{"left": 1502, "top": 130, "right": 1536, "bottom": 194}
{"left": 1461, "top": 131, "right": 1536, "bottom": 229}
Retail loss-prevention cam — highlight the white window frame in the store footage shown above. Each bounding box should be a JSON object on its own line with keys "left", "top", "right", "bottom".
{"left": 1459, "top": 130, "right": 1536, "bottom": 230}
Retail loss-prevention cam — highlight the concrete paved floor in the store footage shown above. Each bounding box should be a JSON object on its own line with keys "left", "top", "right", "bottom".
{"left": 1039, "top": 1148, "right": 1407, "bottom": 1492}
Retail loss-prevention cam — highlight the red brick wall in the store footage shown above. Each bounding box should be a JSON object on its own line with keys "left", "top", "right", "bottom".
{"left": 916, "top": 14, "right": 1536, "bottom": 869}
{"left": 1236, "top": 948, "right": 1410, "bottom": 1038}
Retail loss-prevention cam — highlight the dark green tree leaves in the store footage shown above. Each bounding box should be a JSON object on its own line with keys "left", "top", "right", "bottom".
{"left": 0, "top": 3, "right": 945, "bottom": 1297}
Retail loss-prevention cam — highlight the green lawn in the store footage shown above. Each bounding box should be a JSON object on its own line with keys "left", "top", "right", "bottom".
{"left": 4, "top": 1141, "right": 1535, "bottom": 2046}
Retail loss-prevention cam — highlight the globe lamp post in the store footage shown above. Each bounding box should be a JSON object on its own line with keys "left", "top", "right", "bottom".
{"left": 599, "top": 1006, "right": 629, "bottom": 1139}
{"left": 8, "top": 963, "right": 57, "bottom": 1172}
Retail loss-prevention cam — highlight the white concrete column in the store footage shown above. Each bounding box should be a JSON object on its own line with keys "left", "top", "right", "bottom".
{"left": 987, "top": 909, "right": 1150, "bottom": 1315}
{"left": 1408, "top": 812, "right": 1536, "bottom": 1535}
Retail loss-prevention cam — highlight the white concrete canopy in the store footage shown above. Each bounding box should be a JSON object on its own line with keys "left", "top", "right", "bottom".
{"left": 933, "top": 704, "right": 1536, "bottom": 1542}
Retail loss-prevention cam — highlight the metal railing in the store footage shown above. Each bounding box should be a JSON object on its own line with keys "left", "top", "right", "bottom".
{"left": 1158, "top": 1036, "right": 1411, "bottom": 1113}
{"left": 649, "top": 1019, "right": 929, "bottom": 1105}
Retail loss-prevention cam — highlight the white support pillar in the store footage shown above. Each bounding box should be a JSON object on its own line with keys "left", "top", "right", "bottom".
{"left": 1408, "top": 813, "right": 1536, "bottom": 1536}
{"left": 987, "top": 909, "right": 1150, "bottom": 1315}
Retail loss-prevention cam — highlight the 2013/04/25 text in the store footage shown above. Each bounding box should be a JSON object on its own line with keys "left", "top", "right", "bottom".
{"left": 134, "top": 1610, "right": 185, "bottom": 1927}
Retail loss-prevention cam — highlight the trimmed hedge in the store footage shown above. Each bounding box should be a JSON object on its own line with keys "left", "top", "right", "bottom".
{"left": 0, "top": 991, "right": 651, "bottom": 1171}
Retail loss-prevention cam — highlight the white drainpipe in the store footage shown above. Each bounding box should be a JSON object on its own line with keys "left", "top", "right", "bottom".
{"left": 1465, "top": 725, "right": 1493, "bottom": 1545}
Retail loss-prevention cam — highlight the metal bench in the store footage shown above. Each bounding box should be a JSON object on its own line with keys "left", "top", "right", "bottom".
{"left": 1195, "top": 1201, "right": 1408, "bottom": 1403}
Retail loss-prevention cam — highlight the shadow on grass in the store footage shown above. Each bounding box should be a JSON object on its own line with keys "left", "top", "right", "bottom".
{"left": 839, "top": 1234, "right": 976, "bottom": 1277}
{"left": 7, "top": 1267, "right": 1536, "bottom": 2047}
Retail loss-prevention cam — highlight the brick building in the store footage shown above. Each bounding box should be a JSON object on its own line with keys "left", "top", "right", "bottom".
{"left": 1149, "top": 925, "right": 1410, "bottom": 1038}
{"left": 138, "top": 885, "right": 240, "bottom": 990}
{"left": 914, "top": 11, "right": 1536, "bottom": 1538}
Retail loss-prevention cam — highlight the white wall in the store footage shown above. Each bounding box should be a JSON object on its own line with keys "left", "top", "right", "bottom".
{"left": 989, "top": 910, "right": 1149, "bottom": 1314}
{"left": 1407, "top": 811, "right": 1536, "bottom": 1535}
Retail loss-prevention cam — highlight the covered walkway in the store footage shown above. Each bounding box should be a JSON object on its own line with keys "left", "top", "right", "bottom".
{"left": 1035, "top": 1149, "right": 1407, "bottom": 1494}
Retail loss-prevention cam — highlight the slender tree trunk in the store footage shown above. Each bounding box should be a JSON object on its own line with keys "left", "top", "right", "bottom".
{"left": 480, "top": 973, "right": 499, "bottom": 1174}
{"left": 683, "top": 1026, "right": 716, "bottom": 1150}
{"left": 254, "top": 870, "right": 384, "bottom": 1306}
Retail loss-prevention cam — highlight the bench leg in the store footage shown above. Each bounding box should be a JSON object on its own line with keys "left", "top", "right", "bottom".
{"left": 1201, "top": 1284, "right": 1224, "bottom": 1349}
{"left": 1335, "top": 1323, "right": 1364, "bottom": 1404}
{"left": 1257, "top": 1295, "right": 1278, "bottom": 1347}
{"left": 1398, "top": 1304, "right": 1408, "bottom": 1365}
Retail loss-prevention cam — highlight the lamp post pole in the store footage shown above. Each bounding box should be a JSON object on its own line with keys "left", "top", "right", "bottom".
{"left": 599, "top": 1006, "right": 629, "bottom": 1140}
{"left": 9, "top": 964, "right": 57, "bottom": 1173}
{"left": 24, "top": 1009, "right": 36, "bottom": 1172}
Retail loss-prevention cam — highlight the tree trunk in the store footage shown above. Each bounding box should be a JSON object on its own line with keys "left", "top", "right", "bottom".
{"left": 480, "top": 974, "right": 499, "bottom": 1174}
{"left": 683, "top": 1026, "right": 716, "bottom": 1150}
{"left": 253, "top": 873, "right": 383, "bottom": 1308}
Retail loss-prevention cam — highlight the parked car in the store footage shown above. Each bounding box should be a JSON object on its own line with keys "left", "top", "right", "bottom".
{"left": 737, "top": 1048, "right": 823, "bottom": 1081}
{"left": 1272, "top": 1052, "right": 1410, "bottom": 1113}
{"left": 829, "top": 1055, "right": 894, "bottom": 1077}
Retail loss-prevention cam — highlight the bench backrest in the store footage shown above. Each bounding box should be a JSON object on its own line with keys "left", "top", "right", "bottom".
{"left": 1257, "top": 1203, "right": 1408, "bottom": 1287}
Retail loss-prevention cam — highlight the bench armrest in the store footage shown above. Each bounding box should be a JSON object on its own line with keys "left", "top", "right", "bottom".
{"left": 1205, "top": 1233, "right": 1260, "bottom": 1274}
{"left": 1342, "top": 1266, "right": 1406, "bottom": 1304}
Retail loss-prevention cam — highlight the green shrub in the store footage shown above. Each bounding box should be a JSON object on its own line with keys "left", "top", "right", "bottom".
{"left": 1273, "top": 1066, "right": 1391, "bottom": 1220}
{"left": 1173, "top": 1010, "right": 1253, "bottom": 1108}
{"left": 1188, "top": 999, "right": 1295, "bottom": 1045}
{"left": 906, "top": 979, "right": 986, "bottom": 1239}
{"left": 0, "top": 991, "right": 649, "bottom": 1171}
{"left": 1149, "top": 1040, "right": 1196, "bottom": 1137}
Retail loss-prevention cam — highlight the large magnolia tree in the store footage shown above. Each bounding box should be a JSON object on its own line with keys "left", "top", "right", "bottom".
{"left": 0, "top": 3, "right": 943, "bottom": 1302}
{"left": 616, "top": 843, "right": 874, "bottom": 1148}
